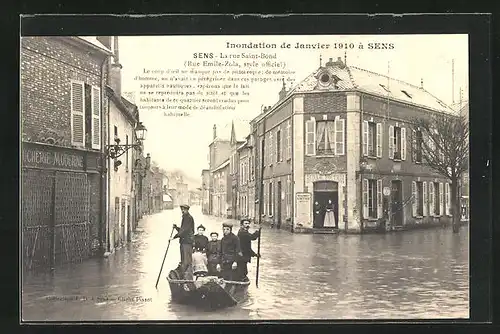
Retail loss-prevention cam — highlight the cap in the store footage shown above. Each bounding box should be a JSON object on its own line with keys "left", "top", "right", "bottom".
{"left": 180, "top": 204, "right": 190, "bottom": 210}
{"left": 240, "top": 218, "right": 251, "bottom": 225}
{"left": 197, "top": 224, "right": 206, "bottom": 230}
{"left": 222, "top": 222, "right": 233, "bottom": 228}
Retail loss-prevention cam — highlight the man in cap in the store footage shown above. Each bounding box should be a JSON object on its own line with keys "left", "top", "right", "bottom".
{"left": 220, "top": 222, "right": 242, "bottom": 281}
{"left": 171, "top": 204, "right": 194, "bottom": 280}
{"left": 236, "top": 218, "right": 261, "bottom": 281}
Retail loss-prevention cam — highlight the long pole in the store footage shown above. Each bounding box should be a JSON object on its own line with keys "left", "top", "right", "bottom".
{"left": 255, "top": 227, "right": 262, "bottom": 288}
{"left": 155, "top": 226, "right": 176, "bottom": 289}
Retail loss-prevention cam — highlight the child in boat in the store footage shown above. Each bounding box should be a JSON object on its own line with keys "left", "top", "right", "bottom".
{"left": 206, "top": 232, "right": 222, "bottom": 276}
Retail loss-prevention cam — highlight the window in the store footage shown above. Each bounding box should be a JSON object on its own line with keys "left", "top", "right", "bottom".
{"left": 286, "top": 176, "right": 291, "bottom": 217}
{"left": 363, "top": 178, "right": 382, "bottom": 219}
{"left": 412, "top": 181, "right": 424, "bottom": 217}
{"left": 412, "top": 129, "right": 423, "bottom": 163}
{"left": 389, "top": 125, "right": 406, "bottom": 160}
{"left": 268, "top": 182, "right": 273, "bottom": 216}
{"left": 308, "top": 117, "right": 345, "bottom": 156}
{"left": 363, "top": 121, "right": 382, "bottom": 158}
{"left": 287, "top": 120, "right": 292, "bottom": 160}
{"left": 277, "top": 129, "right": 281, "bottom": 162}
{"left": 316, "top": 120, "right": 335, "bottom": 155}
{"left": 71, "top": 81, "right": 101, "bottom": 148}
{"left": 261, "top": 138, "right": 265, "bottom": 167}
{"left": 431, "top": 182, "right": 442, "bottom": 216}
{"left": 445, "top": 183, "right": 451, "bottom": 216}
{"left": 269, "top": 132, "right": 273, "bottom": 165}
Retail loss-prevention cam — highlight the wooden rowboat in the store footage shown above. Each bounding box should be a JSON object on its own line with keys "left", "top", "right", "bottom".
{"left": 167, "top": 269, "right": 250, "bottom": 310}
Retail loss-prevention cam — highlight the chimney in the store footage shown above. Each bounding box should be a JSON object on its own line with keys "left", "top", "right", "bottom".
{"left": 109, "top": 36, "right": 123, "bottom": 97}
{"left": 278, "top": 78, "right": 287, "bottom": 100}
{"left": 325, "top": 57, "right": 334, "bottom": 67}
{"left": 213, "top": 124, "right": 217, "bottom": 139}
{"left": 325, "top": 56, "right": 345, "bottom": 68}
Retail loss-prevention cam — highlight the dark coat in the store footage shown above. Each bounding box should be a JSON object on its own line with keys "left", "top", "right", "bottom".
{"left": 220, "top": 232, "right": 241, "bottom": 264}
{"left": 206, "top": 240, "right": 221, "bottom": 264}
{"left": 237, "top": 228, "right": 260, "bottom": 263}
{"left": 173, "top": 212, "right": 194, "bottom": 244}
{"left": 193, "top": 234, "right": 209, "bottom": 252}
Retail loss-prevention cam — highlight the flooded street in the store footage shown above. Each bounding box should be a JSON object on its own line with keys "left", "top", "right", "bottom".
{"left": 22, "top": 206, "right": 469, "bottom": 321}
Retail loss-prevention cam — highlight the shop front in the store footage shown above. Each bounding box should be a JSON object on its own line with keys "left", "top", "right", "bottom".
{"left": 21, "top": 142, "right": 102, "bottom": 271}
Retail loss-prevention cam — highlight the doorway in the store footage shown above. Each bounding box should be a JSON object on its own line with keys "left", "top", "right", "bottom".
{"left": 391, "top": 180, "right": 403, "bottom": 227}
{"left": 313, "top": 181, "right": 339, "bottom": 228}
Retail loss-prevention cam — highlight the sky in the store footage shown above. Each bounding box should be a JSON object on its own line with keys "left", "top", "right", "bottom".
{"left": 118, "top": 34, "right": 468, "bottom": 183}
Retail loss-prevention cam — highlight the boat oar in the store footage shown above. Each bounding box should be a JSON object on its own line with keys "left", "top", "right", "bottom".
{"left": 255, "top": 227, "right": 262, "bottom": 288}
{"left": 155, "top": 226, "right": 176, "bottom": 289}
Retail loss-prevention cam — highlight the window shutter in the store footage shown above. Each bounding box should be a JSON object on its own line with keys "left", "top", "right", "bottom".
{"left": 411, "top": 129, "right": 417, "bottom": 162}
{"left": 401, "top": 127, "right": 407, "bottom": 160}
{"left": 439, "top": 183, "right": 444, "bottom": 216}
{"left": 376, "top": 123, "right": 382, "bottom": 158}
{"left": 362, "top": 120, "right": 368, "bottom": 156}
{"left": 429, "top": 182, "right": 435, "bottom": 216}
{"left": 377, "top": 179, "right": 383, "bottom": 218}
{"left": 444, "top": 183, "right": 451, "bottom": 216}
{"left": 305, "top": 119, "right": 316, "bottom": 156}
{"left": 362, "top": 179, "right": 369, "bottom": 219}
{"left": 91, "top": 86, "right": 101, "bottom": 149}
{"left": 411, "top": 181, "right": 417, "bottom": 217}
{"left": 287, "top": 120, "right": 291, "bottom": 160}
{"left": 263, "top": 181, "right": 267, "bottom": 216}
{"left": 389, "top": 125, "right": 395, "bottom": 159}
{"left": 336, "top": 118, "right": 345, "bottom": 155}
{"left": 71, "top": 81, "right": 85, "bottom": 146}
{"left": 423, "top": 181, "right": 428, "bottom": 216}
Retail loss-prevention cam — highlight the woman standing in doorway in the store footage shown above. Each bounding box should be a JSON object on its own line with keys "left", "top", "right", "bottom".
{"left": 323, "top": 200, "right": 337, "bottom": 228}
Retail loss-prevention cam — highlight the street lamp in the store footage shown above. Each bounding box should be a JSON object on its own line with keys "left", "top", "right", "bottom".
{"left": 105, "top": 122, "right": 148, "bottom": 159}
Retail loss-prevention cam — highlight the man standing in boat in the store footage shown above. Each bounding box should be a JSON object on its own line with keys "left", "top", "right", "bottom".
{"left": 236, "top": 219, "right": 260, "bottom": 281}
{"left": 171, "top": 204, "right": 194, "bottom": 280}
{"left": 220, "top": 222, "right": 242, "bottom": 281}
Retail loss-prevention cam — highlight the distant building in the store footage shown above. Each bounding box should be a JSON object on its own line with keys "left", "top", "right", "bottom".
{"left": 211, "top": 159, "right": 230, "bottom": 217}
{"left": 201, "top": 169, "right": 210, "bottom": 214}
{"left": 458, "top": 102, "right": 469, "bottom": 221}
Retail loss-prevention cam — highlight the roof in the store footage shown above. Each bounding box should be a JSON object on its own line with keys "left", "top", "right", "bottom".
{"left": 254, "top": 58, "right": 457, "bottom": 122}
{"left": 76, "top": 37, "right": 113, "bottom": 54}
{"left": 212, "top": 159, "right": 230, "bottom": 173}
{"left": 212, "top": 120, "right": 251, "bottom": 143}
{"left": 163, "top": 194, "right": 173, "bottom": 202}
{"left": 458, "top": 102, "right": 469, "bottom": 117}
{"left": 237, "top": 141, "right": 248, "bottom": 151}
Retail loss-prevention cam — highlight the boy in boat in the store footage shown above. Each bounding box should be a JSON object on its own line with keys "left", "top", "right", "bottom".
{"left": 206, "top": 232, "right": 222, "bottom": 276}
{"left": 192, "top": 224, "right": 209, "bottom": 277}
{"left": 236, "top": 218, "right": 261, "bottom": 281}
{"left": 171, "top": 204, "right": 194, "bottom": 280}
{"left": 220, "top": 222, "right": 242, "bottom": 281}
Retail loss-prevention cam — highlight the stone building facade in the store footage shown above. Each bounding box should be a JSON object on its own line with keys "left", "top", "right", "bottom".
{"left": 252, "top": 57, "right": 455, "bottom": 233}
{"left": 21, "top": 36, "right": 112, "bottom": 269}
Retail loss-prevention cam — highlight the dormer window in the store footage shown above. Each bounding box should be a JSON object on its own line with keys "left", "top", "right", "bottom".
{"left": 379, "top": 84, "right": 390, "bottom": 93}
{"left": 401, "top": 90, "right": 412, "bottom": 99}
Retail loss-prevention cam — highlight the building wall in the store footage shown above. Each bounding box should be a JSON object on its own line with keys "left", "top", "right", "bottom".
{"left": 209, "top": 141, "right": 231, "bottom": 170}
{"left": 108, "top": 101, "right": 134, "bottom": 250}
{"left": 21, "top": 37, "right": 108, "bottom": 266}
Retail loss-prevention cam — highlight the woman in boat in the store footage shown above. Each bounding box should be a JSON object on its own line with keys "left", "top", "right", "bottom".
{"left": 323, "top": 200, "right": 337, "bottom": 228}
{"left": 192, "top": 225, "right": 209, "bottom": 277}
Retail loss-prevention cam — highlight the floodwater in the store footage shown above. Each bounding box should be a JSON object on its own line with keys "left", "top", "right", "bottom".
{"left": 22, "top": 205, "right": 469, "bottom": 321}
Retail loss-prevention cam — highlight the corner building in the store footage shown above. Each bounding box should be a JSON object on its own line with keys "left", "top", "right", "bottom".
{"left": 253, "top": 57, "right": 455, "bottom": 233}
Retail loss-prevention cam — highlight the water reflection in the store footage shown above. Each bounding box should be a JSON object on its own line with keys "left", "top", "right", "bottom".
{"left": 22, "top": 206, "right": 469, "bottom": 321}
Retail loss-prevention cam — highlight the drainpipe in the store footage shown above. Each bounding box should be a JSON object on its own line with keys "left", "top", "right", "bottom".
{"left": 100, "top": 53, "right": 112, "bottom": 255}
{"left": 359, "top": 94, "right": 364, "bottom": 233}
